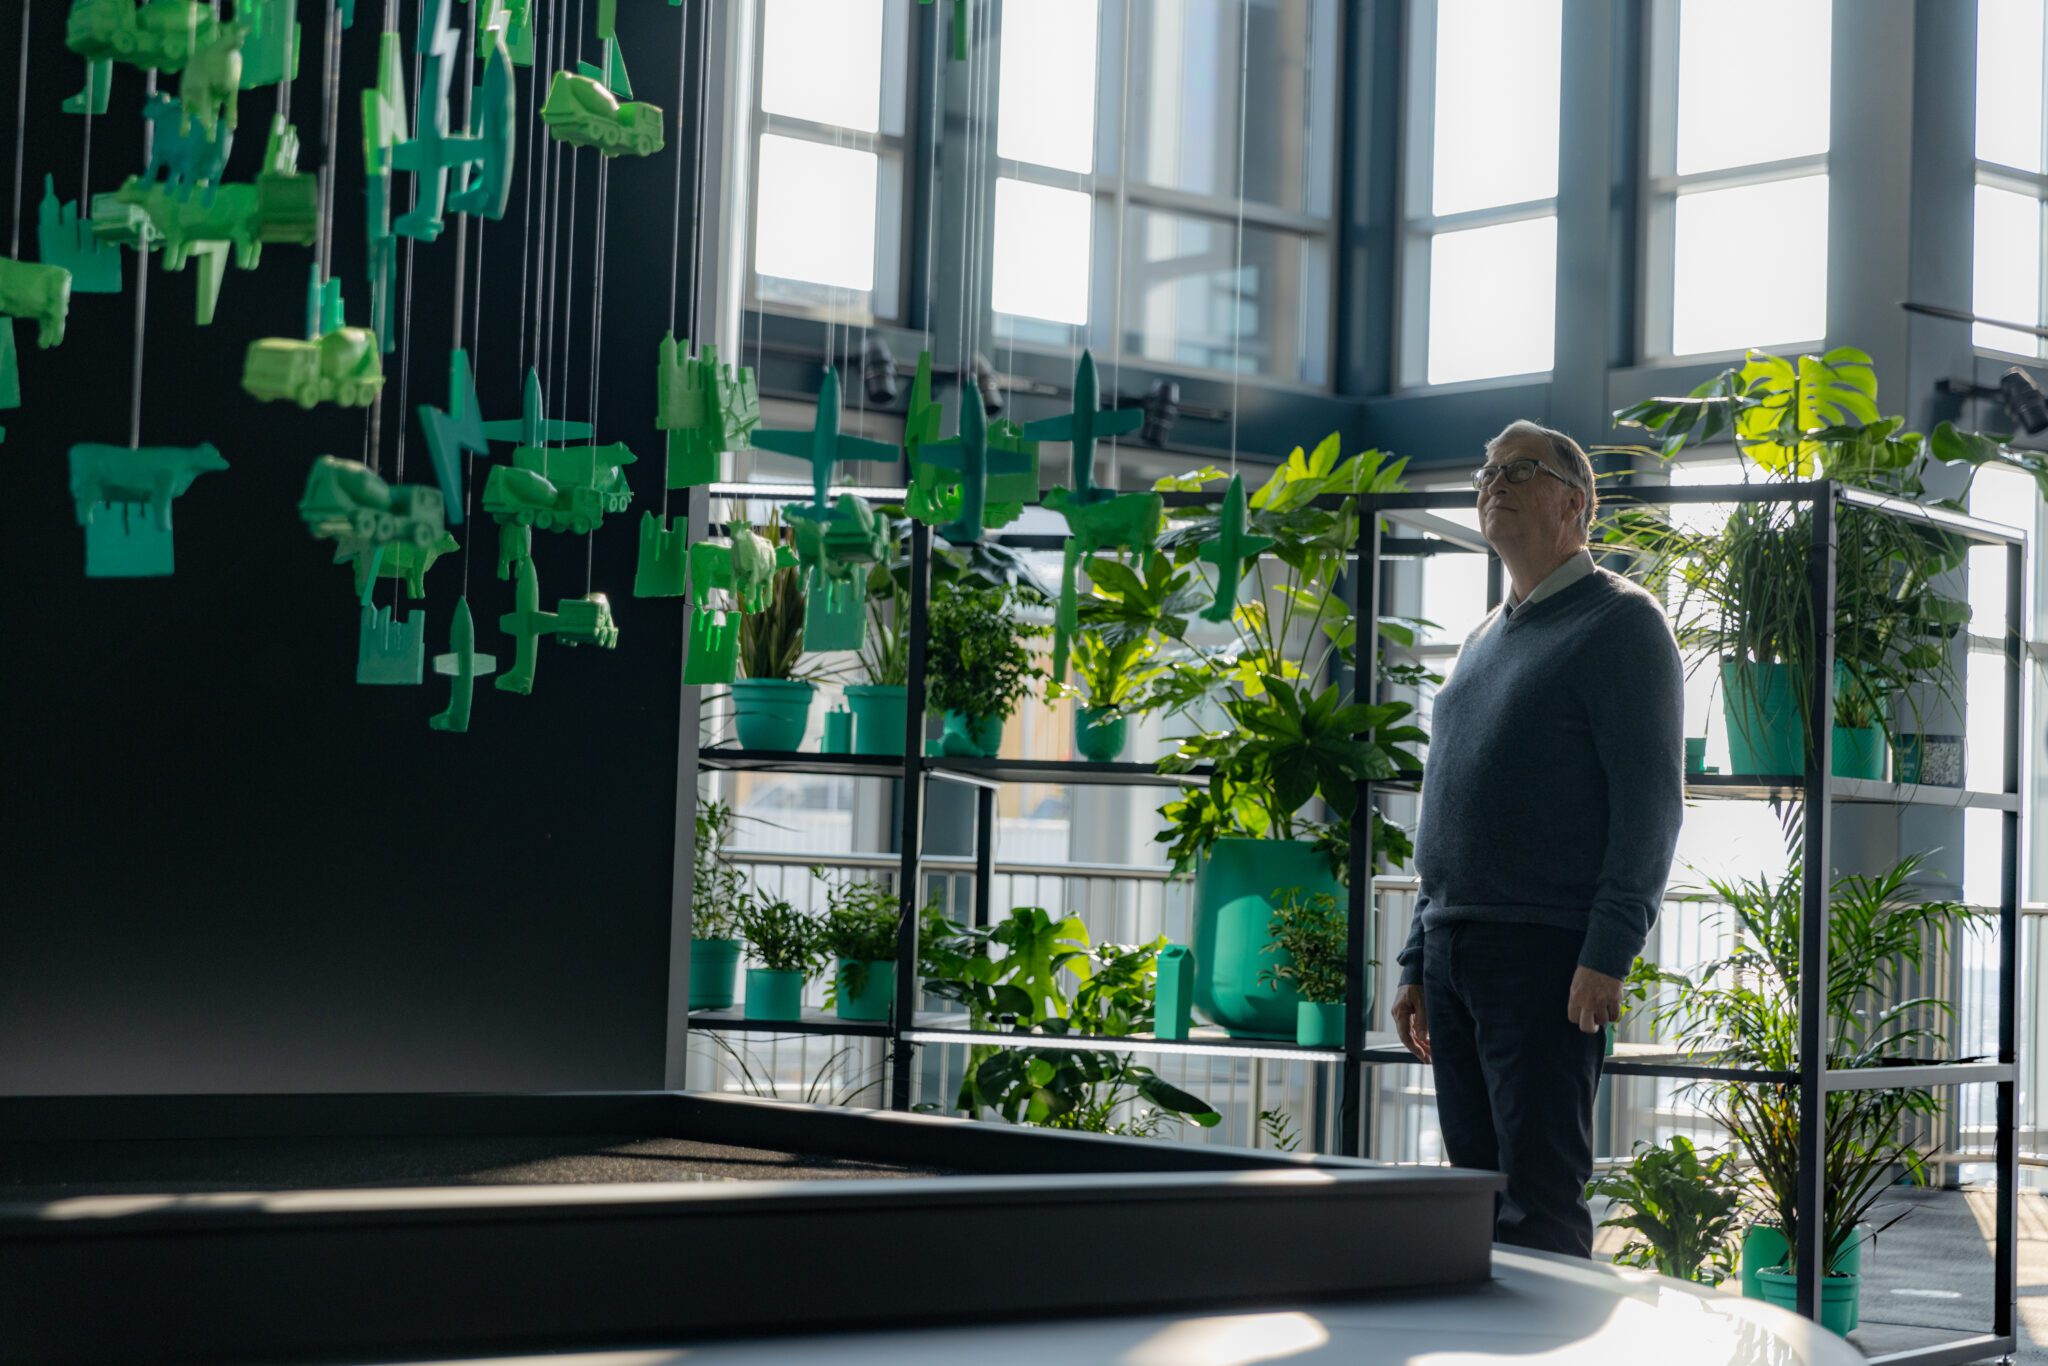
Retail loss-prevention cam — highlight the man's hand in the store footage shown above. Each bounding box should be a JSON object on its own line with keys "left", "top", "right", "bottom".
{"left": 1392, "top": 983, "right": 1430, "bottom": 1063}
{"left": 1567, "top": 965, "right": 1623, "bottom": 1034}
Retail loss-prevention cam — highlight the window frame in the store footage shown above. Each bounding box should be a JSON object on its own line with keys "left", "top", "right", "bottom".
{"left": 1972, "top": 0, "right": 2048, "bottom": 361}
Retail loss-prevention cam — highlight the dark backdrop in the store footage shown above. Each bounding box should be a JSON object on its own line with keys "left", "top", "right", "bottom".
{"left": 0, "top": 0, "right": 704, "bottom": 1092}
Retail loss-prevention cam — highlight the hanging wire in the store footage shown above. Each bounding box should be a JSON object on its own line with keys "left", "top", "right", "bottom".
{"left": 921, "top": 0, "right": 940, "bottom": 344}
{"left": 1105, "top": 0, "right": 1132, "bottom": 485}
{"left": 10, "top": 0, "right": 29, "bottom": 259}
{"left": 585, "top": 154, "right": 608, "bottom": 595}
{"left": 392, "top": 0, "right": 429, "bottom": 479}
{"left": 1227, "top": 0, "right": 1250, "bottom": 473}
{"left": 516, "top": 0, "right": 542, "bottom": 377}
{"left": 129, "top": 71, "right": 157, "bottom": 448}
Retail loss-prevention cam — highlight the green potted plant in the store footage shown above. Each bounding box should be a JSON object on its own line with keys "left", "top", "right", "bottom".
{"left": 1630, "top": 851, "right": 1987, "bottom": 1334}
{"left": 1258, "top": 887, "right": 1352, "bottom": 1047}
{"left": 925, "top": 580, "right": 1042, "bottom": 758}
{"left": 1058, "top": 622, "right": 1167, "bottom": 762}
{"left": 732, "top": 554, "right": 815, "bottom": 752}
{"left": 1586, "top": 1136, "right": 1744, "bottom": 1285}
{"left": 734, "top": 891, "right": 823, "bottom": 1021}
{"left": 1604, "top": 349, "right": 1970, "bottom": 779}
{"left": 816, "top": 872, "right": 900, "bottom": 1022}
{"left": 688, "top": 799, "right": 748, "bottom": 1010}
{"left": 845, "top": 516, "right": 913, "bottom": 756}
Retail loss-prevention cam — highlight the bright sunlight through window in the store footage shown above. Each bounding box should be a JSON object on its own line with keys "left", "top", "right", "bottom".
{"left": 992, "top": 177, "right": 1093, "bottom": 325}
{"left": 755, "top": 135, "right": 879, "bottom": 290}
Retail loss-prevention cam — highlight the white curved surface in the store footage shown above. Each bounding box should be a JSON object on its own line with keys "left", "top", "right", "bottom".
{"left": 392, "top": 1249, "right": 1864, "bottom": 1366}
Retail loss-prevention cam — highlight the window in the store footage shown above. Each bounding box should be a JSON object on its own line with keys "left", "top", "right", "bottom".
{"left": 750, "top": 0, "right": 911, "bottom": 320}
{"left": 1974, "top": 0, "right": 2048, "bottom": 357}
{"left": 991, "top": 0, "right": 1340, "bottom": 386}
{"left": 1646, "top": 0, "right": 1833, "bottom": 358}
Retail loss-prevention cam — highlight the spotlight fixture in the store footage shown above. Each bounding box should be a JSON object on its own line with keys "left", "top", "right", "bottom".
{"left": 971, "top": 353, "right": 1005, "bottom": 417}
{"left": 861, "top": 334, "right": 899, "bottom": 406}
{"left": 1140, "top": 379, "right": 1180, "bottom": 448}
{"left": 1938, "top": 365, "right": 2048, "bottom": 436}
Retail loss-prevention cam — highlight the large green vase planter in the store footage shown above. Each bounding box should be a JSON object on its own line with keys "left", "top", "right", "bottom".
{"left": 731, "top": 679, "right": 816, "bottom": 752}
{"left": 1073, "top": 706, "right": 1127, "bottom": 762}
{"left": 1191, "top": 838, "right": 1343, "bottom": 1040}
{"left": 1296, "top": 1000, "right": 1344, "bottom": 1048}
{"left": 844, "top": 684, "right": 907, "bottom": 756}
{"left": 1832, "top": 724, "right": 1886, "bottom": 780}
{"left": 743, "top": 967, "right": 806, "bottom": 1021}
{"left": 1724, "top": 661, "right": 1883, "bottom": 778}
{"left": 834, "top": 959, "right": 896, "bottom": 1022}
{"left": 688, "top": 938, "right": 742, "bottom": 1010}
{"left": 1740, "top": 1223, "right": 1867, "bottom": 1332}
{"left": 939, "top": 710, "right": 1003, "bottom": 757}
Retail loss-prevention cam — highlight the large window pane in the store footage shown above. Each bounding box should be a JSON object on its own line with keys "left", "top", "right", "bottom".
{"left": 993, "top": 178, "right": 1093, "bottom": 325}
{"left": 1429, "top": 0, "right": 1562, "bottom": 216}
{"left": 1426, "top": 216, "right": 1557, "bottom": 384}
{"left": 1113, "top": 207, "right": 1328, "bottom": 385}
{"left": 1671, "top": 174, "right": 1829, "bottom": 355}
{"left": 997, "top": 0, "right": 1099, "bottom": 173}
{"left": 760, "top": 0, "right": 885, "bottom": 132}
{"left": 1974, "top": 183, "right": 2045, "bottom": 355}
{"left": 1675, "top": 0, "right": 1832, "bottom": 176}
{"left": 1122, "top": 0, "right": 1339, "bottom": 217}
{"left": 755, "top": 135, "right": 879, "bottom": 291}
{"left": 1977, "top": 0, "right": 2046, "bottom": 174}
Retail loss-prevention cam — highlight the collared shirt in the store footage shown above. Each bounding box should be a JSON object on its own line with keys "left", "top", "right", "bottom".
{"left": 1503, "top": 548, "right": 1596, "bottom": 617}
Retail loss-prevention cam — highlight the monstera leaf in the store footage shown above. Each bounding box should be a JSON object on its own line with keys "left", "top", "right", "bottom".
{"left": 1735, "top": 348, "right": 1880, "bottom": 475}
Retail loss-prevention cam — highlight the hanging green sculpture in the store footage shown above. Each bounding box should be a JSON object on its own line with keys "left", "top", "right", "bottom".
{"left": 235, "top": 0, "right": 300, "bottom": 90}
{"left": 541, "top": 73, "right": 662, "bottom": 156}
{"left": 914, "top": 379, "right": 1037, "bottom": 545}
{"left": 66, "top": 0, "right": 220, "bottom": 72}
{"left": 633, "top": 510, "right": 688, "bottom": 598}
{"left": 1197, "top": 472, "right": 1274, "bottom": 624}
{"left": 416, "top": 348, "right": 489, "bottom": 525}
{"left": 393, "top": 0, "right": 517, "bottom": 239}
{"left": 245, "top": 269, "right": 385, "bottom": 408}
{"left": 362, "top": 30, "right": 407, "bottom": 350}
{"left": 69, "top": 441, "right": 227, "bottom": 577}
{"left": 656, "top": 334, "right": 757, "bottom": 488}
{"left": 0, "top": 259, "right": 73, "bottom": 348}
{"left": 38, "top": 177, "right": 122, "bottom": 293}
{"left": 356, "top": 546, "right": 427, "bottom": 686}
{"left": 496, "top": 555, "right": 618, "bottom": 696}
{"left": 430, "top": 596, "right": 497, "bottom": 732}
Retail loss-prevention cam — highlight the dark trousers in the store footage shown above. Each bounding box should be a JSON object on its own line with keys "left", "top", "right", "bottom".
{"left": 1423, "top": 920, "right": 1605, "bottom": 1257}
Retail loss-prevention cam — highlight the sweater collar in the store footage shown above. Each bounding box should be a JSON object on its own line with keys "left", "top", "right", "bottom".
{"left": 1503, "top": 550, "right": 1596, "bottom": 619}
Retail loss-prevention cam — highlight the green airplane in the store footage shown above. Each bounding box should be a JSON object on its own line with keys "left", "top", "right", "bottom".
{"left": 752, "top": 366, "right": 898, "bottom": 526}
{"left": 430, "top": 595, "right": 497, "bottom": 731}
{"left": 1198, "top": 472, "right": 1274, "bottom": 623}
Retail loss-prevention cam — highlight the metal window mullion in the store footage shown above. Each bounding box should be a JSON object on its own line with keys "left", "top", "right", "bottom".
{"left": 1651, "top": 151, "right": 1831, "bottom": 199}
{"left": 1794, "top": 484, "right": 1837, "bottom": 1321}
{"left": 1110, "top": 182, "right": 1330, "bottom": 238}
{"left": 1973, "top": 162, "right": 2048, "bottom": 201}
{"left": 1403, "top": 196, "right": 1558, "bottom": 238}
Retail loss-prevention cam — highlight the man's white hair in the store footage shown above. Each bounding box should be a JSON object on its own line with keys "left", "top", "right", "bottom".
{"left": 1487, "top": 420, "right": 1597, "bottom": 542}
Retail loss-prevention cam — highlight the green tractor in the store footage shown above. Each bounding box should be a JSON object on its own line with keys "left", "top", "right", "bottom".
{"left": 244, "top": 327, "right": 384, "bottom": 408}
{"left": 540, "top": 72, "right": 664, "bottom": 157}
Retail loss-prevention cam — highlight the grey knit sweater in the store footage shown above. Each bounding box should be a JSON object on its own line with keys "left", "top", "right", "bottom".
{"left": 1395, "top": 565, "right": 1685, "bottom": 986}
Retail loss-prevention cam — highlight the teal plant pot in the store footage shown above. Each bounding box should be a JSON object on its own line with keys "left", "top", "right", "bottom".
{"left": 1832, "top": 724, "right": 1885, "bottom": 780}
{"left": 845, "top": 683, "right": 908, "bottom": 756}
{"left": 1074, "top": 706, "right": 1128, "bottom": 762}
{"left": 834, "top": 959, "right": 896, "bottom": 1022}
{"left": 1296, "top": 999, "right": 1345, "bottom": 1048}
{"left": 1192, "top": 838, "right": 1343, "bottom": 1040}
{"left": 1721, "top": 660, "right": 1804, "bottom": 776}
{"left": 1740, "top": 1223, "right": 1866, "bottom": 1317}
{"left": 743, "top": 967, "right": 806, "bottom": 1021}
{"left": 939, "top": 710, "right": 1003, "bottom": 757}
{"left": 731, "top": 679, "right": 816, "bottom": 752}
{"left": 1756, "top": 1267, "right": 1861, "bottom": 1337}
{"left": 688, "top": 938, "right": 741, "bottom": 1010}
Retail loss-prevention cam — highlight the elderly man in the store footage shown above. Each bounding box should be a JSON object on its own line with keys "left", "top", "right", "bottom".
{"left": 1391, "top": 419, "right": 1684, "bottom": 1258}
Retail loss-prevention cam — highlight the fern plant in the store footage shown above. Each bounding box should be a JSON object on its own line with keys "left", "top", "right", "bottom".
{"left": 1258, "top": 887, "right": 1352, "bottom": 1005}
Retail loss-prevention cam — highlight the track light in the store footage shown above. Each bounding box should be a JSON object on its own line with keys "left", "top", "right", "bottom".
{"left": 861, "top": 334, "right": 899, "bottom": 406}
{"left": 1140, "top": 379, "right": 1180, "bottom": 448}
{"left": 1939, "top": 365, "right": 2048, "bottom": 436}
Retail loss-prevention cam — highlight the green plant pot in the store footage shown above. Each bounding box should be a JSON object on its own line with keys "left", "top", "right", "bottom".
{"left": 834, "top": 958, "right": 896, "bottom": 1022}
{"left": 731, "top": 679, "right": 816, "bottom": 752}
{"left": 1296, "top": 999, "right": 1344, "bottom": 1048}
{"left": 1721, "top": 660, "right": 1804, "bottom": 776}
{"left": 1739, "top": 1223, "right": 1866, "bottom": 1313}
{"left": 1831, "top": 724, "right": 1885, "bottom": 780}
{"left": 1074, "top": 706, "right": 1128, "bottom": 762}
{"left": 845, "top": 684, "right": 908, "bottom": 756}
{"left": 688, "top": 937, "right": 741, "bottom": 1010}
{"left": 1192, "top": 838, "right": 1343, "bottom": 1040}
{"left": 1755, "top": 1266, "right": 1861, "bottom": 1337}
{"left": 939, "top": 710, "right": 1003, "bottom": 757}
{"left": 743, "top": 967, "right": 806, "bottom": 1021}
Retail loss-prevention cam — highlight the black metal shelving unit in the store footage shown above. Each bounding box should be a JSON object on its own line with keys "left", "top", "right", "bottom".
{"left": 675, "top": 477, "right": 2025, "bottom": 1357}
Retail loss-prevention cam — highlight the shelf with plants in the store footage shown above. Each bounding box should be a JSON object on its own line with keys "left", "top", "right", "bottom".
{"left": 688, "top": 1009, "right": 894, "bottom": 1038}
{"left": 1681, "top": 774, "right": 2020, "bottom": 810}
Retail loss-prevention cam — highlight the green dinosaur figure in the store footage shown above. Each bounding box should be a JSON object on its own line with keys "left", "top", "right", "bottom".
{"left": 69, "top": 440, "right": 228, "bottom": 577}
{"left": 38, "top": 176, "right": 122, "bottom": 293}
{"left": 0, "top": 259, "right": 73, "bottom": 348}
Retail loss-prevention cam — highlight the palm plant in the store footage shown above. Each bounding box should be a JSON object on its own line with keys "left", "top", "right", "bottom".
{"left": 737, "top": 561, "right": 807, "bottom": 681}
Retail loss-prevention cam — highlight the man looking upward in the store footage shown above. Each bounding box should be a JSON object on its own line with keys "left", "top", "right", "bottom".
{"left": 1391, "top": 420, "right": 1685, "bottom": 1257}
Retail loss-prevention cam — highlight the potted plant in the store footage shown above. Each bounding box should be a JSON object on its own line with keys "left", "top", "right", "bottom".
{"left": 816, "top": 872, "right": 900, "bottom": 1022}
{"left": 1046, "top": 555, "right": 1181, "bottom": 762}
{"left": 1586, "top": 1136, "right": 1744, "bottom": 1285}
{"left": 1141, "top": 439, "right": 1432, "bottom": 1038}
{"left": 688, "top": 799, "right": 748, "bottom": 1010}
{"left": 845, "top": 515, "right": 913, "bottom": 756}
{"left": 1630, "top": 851, "right": 1987, "bottom": 1334}
{"left": 1604, "top": 349, "right": 1970, "bottom": 779}
{"left": 925, "top": 579, "right": 1042, "bottom": 758}
{"left": 733, "top": 891, "right": 823, "bottom": 1021}
{"left": 732, "top": 554, "right": 816, "bottom": 752}
{"left": 1259, "top": 887, "right": 1352, "bottom": 1047}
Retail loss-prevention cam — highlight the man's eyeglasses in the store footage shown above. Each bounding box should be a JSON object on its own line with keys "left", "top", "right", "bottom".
{"left": 1472, "top": 458, "right": 1583, "bottom": 493}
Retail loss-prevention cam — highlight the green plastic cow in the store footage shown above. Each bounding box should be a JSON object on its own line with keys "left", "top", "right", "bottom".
{"left": 0, "top": 259, "right": 73, "bottom": 348}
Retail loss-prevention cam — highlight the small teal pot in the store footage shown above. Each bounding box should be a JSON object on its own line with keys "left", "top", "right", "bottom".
{"left": 1296, "top": 999, "right": 1345, "bottom": 1048}
{"left": 834, "top": 959, "right": 896, "bottom": 1022}
{"left": 743, "top": 967, "right": 806, "bottom": 1021}
{"left": 1740, "top": 1222, "right": 1866, "bottom": 1319}
{"left": 688, "top": 938, "right": 741, "bottom": 1010}
{"left": 845, "top": 684, "right": 908, "bottom": 756}
{"left": 1756, "top": 1267, "right": 1862, "bottom": 1337}
{"left": 731, "top": 679, "right": 815, "bottom": 752}
{"left": 939, "top": 710, "right": 1003, "bottom": 757}
{"left": 1074, "top": 706, "right": 1128, "bottom": 762}
{"left": 1832, "top": 724, "right": 1886, "bottom": 780}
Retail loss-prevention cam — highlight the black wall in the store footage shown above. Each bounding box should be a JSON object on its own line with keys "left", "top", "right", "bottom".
{"left": 1, "top": 0, "right": 703, "bottom": 1092}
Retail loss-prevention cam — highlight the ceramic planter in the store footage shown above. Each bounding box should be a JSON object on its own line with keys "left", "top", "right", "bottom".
{"left": 1740, "top": 1222, "right": 1867, "bottom": 1329}
{"left": 688, "top": 937, "right": 741, "bottom": 1010}
{"left": 743, "top": 967, "right": 806, "bottom": 1021}
{"left": 731, "top": 679, "right": 816, "bottom": 752}
{"left": 834, "top": 958, "right": 896, "bottom": 1022}
{"left": 1296, "top": 999, "right": 1344, "bottom": 1048}
{"left": 1831, "top": 724, "right": 1886, "bottom": 780}
{"left": 1074, "top": 706, "right": 1128, "bottom": 762}
{"left": 1756, "top": 1267, "right": 1861, "bottom": 1337}
{"left": 1191, "top": 838, "right": 1343, "bottom": 1040}
{"left": 1721, "top": 660, "right": 1803, "bottom": 776}
{"left": 939, "top": 710, "right": 1003, "bottom": 757}
{"left": 844, "top": 684, "right": 908, "bottom": 756}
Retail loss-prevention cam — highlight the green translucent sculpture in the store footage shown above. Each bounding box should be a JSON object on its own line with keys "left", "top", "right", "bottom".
{"left": 254, "top": 117, "right": 320, "bottom": 244}
{"left": 179, "top": 23, "right": 243, "bottom": 136}
{"left": 343, "top": 531, "right": 458, "bottom": 598}
{"left": 1, "top": 320, "right": 19, "bottom": 442}
{"left": 755, "top": 367, "right": 899, "bottom": 521}
{"left": 915, "top": 381, "right": 1036, "bottom": 545}
{"left": 107, "top": 176, "right": 270, "bottom": 323}
{"left": 299, "top": 455, "right": 447, "bottom": 550}
{"left": 496, "top": 557, "right": 617, "bottom": 695}
{"left": 495, "top": 521, "right": 533, "bottom": 579}
{"left": 0, "top": 259, "right": 73, "bottom": 348}
{"left": 393, "top": 0, "right": 516, "bottom": 239}
{"left": 482, "top": 368, "right": 592, "bottom": 448}
{"left": 66, "top": 0, "right": 220, "bottom": 71}
{"left": 361, "top": 30, "right": 407, "bottom": 349}
{"left": 540, "top": 71, "right": 662, "bottom": 157}
{"left": 482, "top": 441, "right": 636, "bottom": 534}
{"left": 141, "top": 91, "right": 234, "bottom": 202}
{"left": 1045, "top": 489, "right": 1163, "bottom": 686}
{"left": 634, "top": 510, "right": 688, "bottom": 598}
{"left": 476, "top": 0, "right": 534, "bottom": 66}
{"left": 416, "top": 348, "right": 489, "bottom": 525}
{"left": 793, "top": 494, "right": 887, "bottom": 651}
{"left": 430, "top": 595, "right": 497, "bottom": 732}
{"left": 245, "top": 268, "right": 383, "bottom": 408}
{"left": 656, "top": 334, "right": 757, "bottom": 486}
{"left": 446, "top": 20, "right": 515, "bottom": 218}
{"left": 684, "top": 608, "right": 738, "bottom": 684}
{"left": 38, "top": 177, "right": 122, "bottom": 293}
{"left": 69, "top": 441, "right": 227, "bottom": 577}
{"left": 357, "top": 605, "right": 427, "bottom": 685}
{"left": 64, "top": 59, "right": 112, "bottom": 116}
{"left": 1021, "top": 350, "right": 1142, "bottom": 508}
{"left": 235, "top": 0, "right": 299, "bottom": 89}
{"left": 1197, "top": 472, "right": 1274, "bottom": 624}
